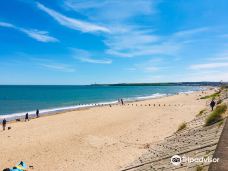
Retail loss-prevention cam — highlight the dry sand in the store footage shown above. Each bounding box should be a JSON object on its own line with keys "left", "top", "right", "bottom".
{"left": 0, "top": 89, "right": 215, "bottom": 171}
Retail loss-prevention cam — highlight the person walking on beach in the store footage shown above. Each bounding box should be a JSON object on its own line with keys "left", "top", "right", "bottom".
{"left": 36, "top": 109, "right": 39, "bottom": 118}
{"left": 210, "top": 99, "right": 216, "bottom": 111}
{"left": 2, "top": 118, "right": 6, "bottom": 131}
{"left": 25, "top": 113, "right": 29, "bottom": 122}
{"left": 121, "top": 99, "right": 124, "bottom": 105}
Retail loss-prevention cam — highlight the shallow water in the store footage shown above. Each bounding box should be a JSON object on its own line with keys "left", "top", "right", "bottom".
{"left": 0, "top": 85, "right": 202, "bottom": 117}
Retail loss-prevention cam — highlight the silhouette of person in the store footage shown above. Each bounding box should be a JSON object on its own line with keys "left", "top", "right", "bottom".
{"left": 2, "top": 118, "right": 6, "bottom": 131}
{"left": 210, "top": 100, "right": 216, "bottom": 111}
{"left": 121, "top": 99, "right": 124, "bottom": 105}
{"left": 25, "top": 113, "right": 29, "bottom": 122}
{"left": 36, "top": 109, "right": 39, "bottom": 118}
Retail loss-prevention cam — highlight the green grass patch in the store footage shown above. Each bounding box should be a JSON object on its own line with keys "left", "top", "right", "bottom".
{"left": 197, "top": 109, "right": 206, "bottom": 116}
{"left": 205, "top": 150, "right": 210, "bottom": 155}
{"left": 196, "top": 165, "right": 204, "bottom": 171}
{"left": 200, "top": 92, "right": 220, "bottom": 99}
{"left": 217, "top": 99, "right": 222, "bottom": 104}
{"left": 177, "top": 122, "right": 187, "bottom": 132}
{"left": 221, "top": 84, "right": 228, "bottom": 90}
{"left": 218, "top": 120, "right": 224, "bottom": 127}
{"left": 205, "top": 104, "right": 227, "bottom": 126}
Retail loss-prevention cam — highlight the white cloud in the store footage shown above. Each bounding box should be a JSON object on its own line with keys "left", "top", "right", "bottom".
{"left": 0, "top": 56, "right": 76, "bottom": 73}
{"left": 213, "top": 56, "right": 228, "bottom": 61}
{"left": 0, "top": 21, "right": 58, "bottom": 42}
{"left": 144, "top": 66, "right": 159, "bottom": 72}
{"left": 103, "top": 26, "right": 175, "bottom": 57}
{"left": 73, "top": 49, "right": 112, "bottom": 64}
{"left": 62, "top": 0, "right": 210, "bottom": 59}
{"left": 190, "top": 62, "right": 228, "bottom": 69}
{"left": 39, "top": 63, "right": 75, "bottom": 72}
{"left": 20, "top": 29, "right": 59, "bottom": 42}
{"left": 106, "top": 29, "right": 159, "bottom": 49}
{"left": 173, "top": 27, "right": 209, "bottom": 37}
{"left": 104, "top": 26, "right": 209, "bottom": 58}
{"left": 106, "top": 41, "right": 180, "bottom": 58}
{"left": 37, "top": 2, "right": 110, "bottom": 33}
{"left": 79, "top": 57, "right": 112, "bottom": 64}
{"left": 63, "top": 0, "right": 172, "bottom": 58}
{"left": 63, "top": 0, "right": 156, "bottom": 22}
{"left": 31, "top": 58, "right": 75, "bottom": 72}
{"left": 0, "top": 22, "right": 15, "bottom": 28}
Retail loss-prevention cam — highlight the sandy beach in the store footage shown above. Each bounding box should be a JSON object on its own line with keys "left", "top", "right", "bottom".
{"left": 0, "top": 89, "right": 215, "bottom": 171}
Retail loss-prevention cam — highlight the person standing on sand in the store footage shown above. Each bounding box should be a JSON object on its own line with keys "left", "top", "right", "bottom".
{"left": 25, "top": 113, "right": 29, "bottom": 122}
{"left": 36, "top": 109, "right": 39, "bottom": 118}
{"left": 2, "top": 118, "right": 6, "bottom": 131}
{"left": 121, "top": 99, "right": 124, "bottom": 105}
{"left": 210, "top": 99, "right": 216, "bottom": 111}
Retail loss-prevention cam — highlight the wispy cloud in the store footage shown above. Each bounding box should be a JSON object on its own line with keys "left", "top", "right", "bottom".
{"left": 79, "top": 57, "right": 112, "bottom": 64}
{"left": 38, "top": 63, "right": 75, "bottom": 72}
{"left": 37, "top": 2, "right": 110, "bottom": 33}
{"left": 190, "top": 49, "right": 228, "bottom": 71}
{"left": 62, "top": 0, "right": 210, "bottom": 59}
{"left": 105, "top": 28, "right": 164, "bottom": 57}
{"left": 173, "top": 27, "right": 209, "bottom": 37}
{"left": 20, "top": 29, "right": 58, "bottom": 42}
{"left": 31, "top": 58, "right": 75, "bottom": 72}
{"left": 64, "top": 0, "right": 156, "bottom": 22}
{"left": 0, "top": 54, "right": 75, "bottom": 73}
{"left": 190, "top": 62, "right": 228, "bottom": 69}
{"left": 143, "top": 66, "right": 160, "bottom": 72}
{"left": 63, "top": 0, "right": 171, "bottom": 58}
{"left": 105, "top": 26, "right": 211, "bottom": 58}
{"left": 0, "top": 22, "right": 15, "bottom": 28}
{"left": 105, "top": 27, "right": 182, "bottom": 58}
{"left": 72, "top": 48, "right": 112, "bottom": 64}
{"left": 0, "top": 21, "right": 58, "bottom": 43}
{"left": 106, "top": 40, "right": 180, "bottom": 58}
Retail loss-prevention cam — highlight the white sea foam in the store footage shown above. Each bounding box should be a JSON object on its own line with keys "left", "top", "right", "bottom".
{"left": 0, "top": 89, "right": 199, "bottom": 121}
{"left": 0, "top": 100, "right": 118, "bottom": 121}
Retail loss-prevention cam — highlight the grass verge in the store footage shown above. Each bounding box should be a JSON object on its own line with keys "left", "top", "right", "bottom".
{"left": 196, "top": 165, "right": 204, "bottom": 171}
{"left": 197, "top": 109, "right": 206, "bottom": 116}
{"left": 205, "top": 104, "right": 227, "bottom": 126}
{"left": 177, "top": 122, "right": 186, "bottom": 132}
{"left": 200, "top": 92, "right": 220, "bottom": 100}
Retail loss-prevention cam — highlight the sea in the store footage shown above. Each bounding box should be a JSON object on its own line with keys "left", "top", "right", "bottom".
{"left": 0, "top": 85, "right": 204, "bottom": 120}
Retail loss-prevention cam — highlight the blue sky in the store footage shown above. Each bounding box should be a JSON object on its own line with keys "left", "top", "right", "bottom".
{"left": 0, "top": 0, "right": 228, "bottom": 84}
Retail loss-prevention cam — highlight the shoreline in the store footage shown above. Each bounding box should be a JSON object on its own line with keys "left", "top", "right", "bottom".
{"left": 0, "top": 87, "right": 208, "bottom": 121}
{"left": 0, "top": 87, "right": 216, "bottom": 171}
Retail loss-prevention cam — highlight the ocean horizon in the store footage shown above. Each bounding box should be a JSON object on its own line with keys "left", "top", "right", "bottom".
{"left": 0, "top": 85, "right": 204, "bottom": 119}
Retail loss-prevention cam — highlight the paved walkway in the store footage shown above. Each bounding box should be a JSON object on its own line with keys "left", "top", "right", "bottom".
{"left": 209, "top": 118, "right": 228, "bottom": 171}
{"left": 120, "top": 112, "right": 224, "bottom": 171}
